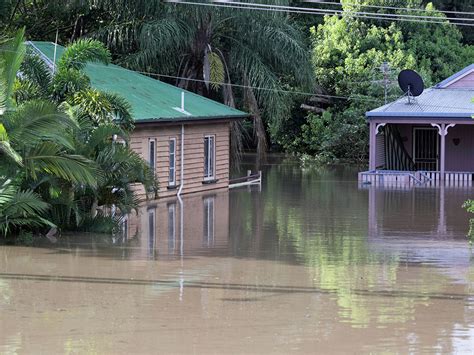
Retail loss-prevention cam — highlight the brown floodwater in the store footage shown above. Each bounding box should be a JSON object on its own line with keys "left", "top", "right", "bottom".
{"left": 1, "top": 159, "right": 474, "bottom": 354}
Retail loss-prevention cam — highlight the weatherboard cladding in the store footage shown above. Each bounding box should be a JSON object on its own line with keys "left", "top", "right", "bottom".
{"left": 435, "top": 64, "right": 474, "bottom": 89}
{"left": 446, "top": 71, "right": 474, "bottom": 89}
{"left": 28, "top": 41, "right": 248, "bottom": 123}
{"left": 367, "top": 64, "right": 474, "bottom": 120}
{"left": 130, "top": 123, "right": 230, "bottom": 198}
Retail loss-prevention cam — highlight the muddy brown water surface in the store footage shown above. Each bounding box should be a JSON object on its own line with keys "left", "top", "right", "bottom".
{"left": 1, "top": 159, "right": 474, "bottom": 354}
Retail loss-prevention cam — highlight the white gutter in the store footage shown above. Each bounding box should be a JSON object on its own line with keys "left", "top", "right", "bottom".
{"left": 177, "top": 124, "right": 185, "bottom": 198}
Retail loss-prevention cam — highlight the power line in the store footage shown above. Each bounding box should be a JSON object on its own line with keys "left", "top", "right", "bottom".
{"left": 1, "top": 47, "right": 473, "bottom": 111}
{"left": 215, "top": 0, "right": 474, "bottom": 22}
{"left": 147, "top": 71, "right": 474, "bottom": 111}
{"left": 167, "top": 0, "right": 474, "bottom": 26}
{"left": 303, "top": 0, "right": 474, "bottom": 17}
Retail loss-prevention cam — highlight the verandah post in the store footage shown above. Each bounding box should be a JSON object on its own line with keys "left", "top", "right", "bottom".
{"left": 369, "top": 121, "right": 377, "bottom": 171}
{"left": 440, "top": 123, "right": 446, "bottom": 180}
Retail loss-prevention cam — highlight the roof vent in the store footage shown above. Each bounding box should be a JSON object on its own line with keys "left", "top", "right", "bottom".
{"left": 173, "top": 92, "right": 192, "bottom": 116}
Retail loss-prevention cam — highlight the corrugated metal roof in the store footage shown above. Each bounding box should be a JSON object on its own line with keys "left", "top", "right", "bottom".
{"left": 367, "top": 87, "right": 474, "bottom": 119}
{"left": 28, "top": 41, "right": 249, "bottom": 123}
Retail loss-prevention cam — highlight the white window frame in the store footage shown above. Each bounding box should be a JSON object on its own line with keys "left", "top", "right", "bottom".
{"left": 167, "top": 203, "right": 176, "bottom": 253}
{"left": 203, "top": 197, "right": 215, "bottom": 246}
{"left": 204, "top": 135, "right": 216, "bottom": 180}
{"left": 148, "top": 208, "right": 156, "bottom": 257}
{"left": 169, "top": 137, "right": 177, "bottom": 186}
{"left": 148, "top": 138, "right": 156, "bottom": 172}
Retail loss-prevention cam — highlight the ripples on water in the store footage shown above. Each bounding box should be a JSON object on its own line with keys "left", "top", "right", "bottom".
{"left": 1, "top": 158, "right": 474, "bottom": 353}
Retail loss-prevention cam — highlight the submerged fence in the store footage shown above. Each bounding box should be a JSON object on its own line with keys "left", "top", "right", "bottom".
{"left": 359, "top": 170, "right": 474, "bottom": 188}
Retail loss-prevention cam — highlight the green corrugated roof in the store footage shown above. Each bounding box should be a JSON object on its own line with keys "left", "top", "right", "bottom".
{"left": 28, "top": 41, "right": 248, "bottom": 123}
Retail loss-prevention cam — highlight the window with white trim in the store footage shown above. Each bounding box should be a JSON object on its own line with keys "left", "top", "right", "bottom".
{"left": 148, "top": 208, "right": 156, "bottom": 258}
{"left": 204, "top": 135, "right": 215, "bottom": 180}
{"left": 203, "top": 197, "right": 215, "bottom": 246}
{"left": 167, "top": 203, "right": 176, "bottom": 253}
{"left": 169, "top": 138, "right": 176, "bottom": 186}
{"left": 148, "top": 138, "right": 156, "bottom": 172}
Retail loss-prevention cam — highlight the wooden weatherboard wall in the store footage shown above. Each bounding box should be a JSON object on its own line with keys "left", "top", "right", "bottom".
{"left": 131, "top": 122, "right": 230, "bottom": 198}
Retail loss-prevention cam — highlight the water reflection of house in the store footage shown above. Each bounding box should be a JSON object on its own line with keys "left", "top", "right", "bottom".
{"left": 126, "top": 191, "right": 229, "bottom": 258}
{"left": 367, "top": 186, "right": 471, "bottom": 238}
{"left": 366, "top": 186, "right": 472, "bottom": 282}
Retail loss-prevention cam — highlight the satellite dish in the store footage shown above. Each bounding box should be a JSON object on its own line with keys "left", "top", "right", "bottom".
{"left": 398, "top": 69, "right": 424, "bottom": 97}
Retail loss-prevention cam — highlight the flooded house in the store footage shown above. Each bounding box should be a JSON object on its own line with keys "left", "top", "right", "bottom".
{"left": 360, "top": 64, "right": 474, "bottom": 186}
{"left": 28, "top": 41, "right": 249, "bottom": 198}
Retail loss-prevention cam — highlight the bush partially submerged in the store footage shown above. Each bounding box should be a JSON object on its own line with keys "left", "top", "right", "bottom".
{"left": 462, "top": 200, "right": 474, "bottom": 243}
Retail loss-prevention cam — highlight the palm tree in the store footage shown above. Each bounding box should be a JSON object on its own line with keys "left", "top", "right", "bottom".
{"left": 17, "top": 36, "right": 157, "bottom": 229}
{"left": 0, "top": 29, "right": 99, "bottom": 236}
{"left": 1, "top": 29, "right": 98, "bottom": 184}
{"left": 94, "top": 1, "right": 314, "bottom": 157}
{"left": 1, "top": 29, "right": 156, "bottom": 236}
{"left": 0, "top": 178, "right": 53, "bottom": 238}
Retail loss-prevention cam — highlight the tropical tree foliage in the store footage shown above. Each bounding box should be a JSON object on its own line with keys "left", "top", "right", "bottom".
{"left": 89, "top": 1, "right": 314, "bottom": 158}
{"left": 279, "top": 1, "right": 474, "bottom": 162}
{"left": 0, "top": 29, "right": 156, "bottom": 239}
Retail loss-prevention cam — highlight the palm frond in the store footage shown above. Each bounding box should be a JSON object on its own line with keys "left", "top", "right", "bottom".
{"left": 0, "top": 123, "right": 22, "bottom": 165}
{"left": 207, "top": 51, "right": 225, "bottom": 91}
{"left": 0, "top": 28, "right": 26, "bottom": 112}
{"left": 13, "top": 78, "right": 42, "bottom": 104}
{"left": 0, "top": 179, "right": 54, "bottom": 237}
{"left": 52, "top": 68, "right": 90, "bottom": 100}
{"left": 0, "top": 178, "right": 16, "bottom": 208}
{"left": 20, "top": 50, "right": 52, "bottom": 96}
{"left": 240, "top": 19, "right": 314, "bottom": 88}
{"left": 231, "top": 42, "right": 291, "bottom": 137}
{"left": 72, "top": 88, "right": 112, "bottom": 124}
{"left": 58, "top": 38, "right": 111, "bottom": 71}
{"left": 87, "top": 123, "right": 129, "bottom": 152}
{"left": 119, "top": 18, "right": 191, "bottom": 73}
{"left": 100, "top": 92, "right": 134, "bottom": 130}
{"left": 5, "top": 100, "right": 77, "bottom": 149}
{"left": 1, "top": 189, "right": 50, "bottom": 217}
{"left": 24, "top": 141, "right": 98, "bottom": 187}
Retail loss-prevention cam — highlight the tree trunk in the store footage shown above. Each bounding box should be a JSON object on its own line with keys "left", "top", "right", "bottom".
{"left": 243, "top": 75, "right": 267, "bottom": 165}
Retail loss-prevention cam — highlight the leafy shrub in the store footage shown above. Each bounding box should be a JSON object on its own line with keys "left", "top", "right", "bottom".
{"left": 76, "top": 214, "right": 121, "bottom": 235}
{"left": 462, "top": 200, "right": 474, "bottom": 244}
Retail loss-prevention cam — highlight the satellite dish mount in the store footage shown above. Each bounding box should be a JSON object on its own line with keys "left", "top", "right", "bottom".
{"left": 398, "top": 69, "right": 424, "bottom": 104}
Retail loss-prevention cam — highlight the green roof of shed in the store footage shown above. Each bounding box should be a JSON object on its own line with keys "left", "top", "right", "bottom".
{"left": 28, "top": 41, "right": 248, "bottom": 123}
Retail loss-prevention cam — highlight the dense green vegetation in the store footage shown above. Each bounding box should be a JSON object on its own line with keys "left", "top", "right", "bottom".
{"left": 0, "top": 1, "right": 472, "bottom": 163}
{"left": 0, "top": 29, "right": 156, "bottom": 241}
{"left": 278, "top": 1, "right": 473, "bottom": 163}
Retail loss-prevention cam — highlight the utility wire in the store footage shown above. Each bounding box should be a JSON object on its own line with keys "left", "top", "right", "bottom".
{"left": 167, "top": 0, "right": 474, "bottom": 26}
{"left": 1, "top": 47, "right": 473, "bottom": 111}
{"left": 303, "top": 0, "right": 474, "bottom": 17}
{"left": 213, "top": 0, "right": 474, "bottom": 22}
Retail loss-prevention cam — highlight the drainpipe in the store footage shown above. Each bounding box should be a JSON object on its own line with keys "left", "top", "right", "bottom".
{"left": 177, "top": 124, "right": 185, "bottom": 198}
{"left": 177, "top": 124, "right": 185, "bottom": 302}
